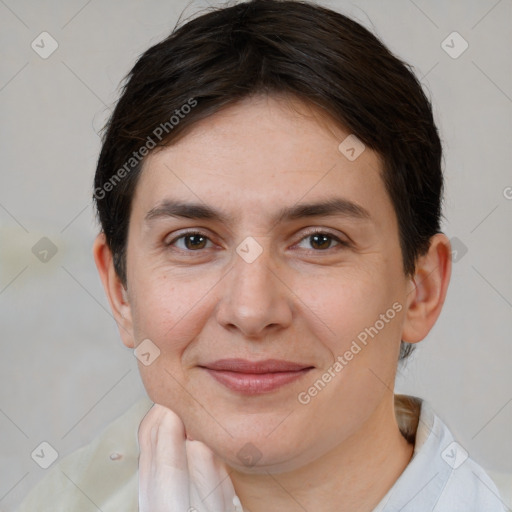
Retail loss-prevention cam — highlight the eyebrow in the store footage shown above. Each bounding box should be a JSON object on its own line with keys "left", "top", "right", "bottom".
{"left": 144, "top": 197, "right": 372, "bottom": 225}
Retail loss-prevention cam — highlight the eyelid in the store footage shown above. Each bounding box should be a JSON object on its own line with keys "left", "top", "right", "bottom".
{"left": 164, "top": 229, "right": 215, "bottom": 249}
{"left": 164, "top": 227, "right": 351, "bottom": 252}
{"left": 293, "top": 227, "right": 351, "bottom": 250}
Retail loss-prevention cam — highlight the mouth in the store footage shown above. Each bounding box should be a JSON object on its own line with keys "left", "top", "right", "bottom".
{"left": 199, "top": 359, "right": 314, "bottom": 395}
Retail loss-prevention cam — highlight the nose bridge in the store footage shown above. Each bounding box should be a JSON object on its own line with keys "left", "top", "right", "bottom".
{"left": 233, "top": 244, "right": 273, "bottom": 300}
{"left": 215, "top": 238, "right": 292, "bottom": 336}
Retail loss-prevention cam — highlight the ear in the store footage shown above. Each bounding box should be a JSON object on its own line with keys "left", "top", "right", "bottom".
{"left": 401, "top": 233, "right": 452, "bottom": 343}
{"left": 93, "top": 232, "right": 136, "bottom": 349}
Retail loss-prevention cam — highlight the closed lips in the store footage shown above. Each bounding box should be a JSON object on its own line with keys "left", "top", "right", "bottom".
{"left": 200, "top": 359, "right": 314, "bottom": 395}
{"left": 201, "top": 359, "right": 313, "bottom": 373}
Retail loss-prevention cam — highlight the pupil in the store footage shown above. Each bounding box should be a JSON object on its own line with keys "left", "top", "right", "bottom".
{"left": 312, "top": 234, "right": 330, "bottom": 250}
{"left": 186, "top": 235, "right": 206, "bottom": 249}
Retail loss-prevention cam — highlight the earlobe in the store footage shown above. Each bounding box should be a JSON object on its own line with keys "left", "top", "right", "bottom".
{"left": 92, "top": 233, "right": 136, "bottom": 349}
{"left": 401, "top": 233, "right": 452, "bottom": 343}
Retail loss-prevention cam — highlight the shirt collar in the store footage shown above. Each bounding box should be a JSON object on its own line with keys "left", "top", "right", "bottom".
{"left": 372, "top": 395, "right": 455, "bottom": 511}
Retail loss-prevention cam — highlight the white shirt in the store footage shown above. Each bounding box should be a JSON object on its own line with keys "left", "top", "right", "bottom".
{"left": 16, "top": 395, "right": 507, "bottom": 511}
{"left": 372, "top": 399, "right": 507, "bottom": 511}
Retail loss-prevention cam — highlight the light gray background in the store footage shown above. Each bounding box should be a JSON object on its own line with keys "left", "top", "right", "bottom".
{"left": 1, "top": 0, "right": 511, "bottom": 510}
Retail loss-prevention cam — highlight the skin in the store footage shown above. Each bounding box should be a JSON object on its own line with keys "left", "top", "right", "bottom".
{"left": 94, "top": 94, "right": 451, "bottom": 511}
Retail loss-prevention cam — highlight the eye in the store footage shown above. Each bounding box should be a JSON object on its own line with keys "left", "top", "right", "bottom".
{"left": 295, "top": 230, "right": 348, "bottom": 251}
{"left": 166, "top": 231, "right": 214, "bottom": 251}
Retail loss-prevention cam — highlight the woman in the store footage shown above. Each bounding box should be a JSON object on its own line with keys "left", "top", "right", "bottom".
{"left": 17, "top": 0, "right": 507, "bottom": 510}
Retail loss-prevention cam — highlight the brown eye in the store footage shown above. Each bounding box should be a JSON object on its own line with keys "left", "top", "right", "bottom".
{"left": 167, "top": 232, "right": 212, "bottom": 251}
{"left": 309, "top": 233, "right": 334, "bottom": 250}
{"left": 183, "top": 234, "right": 208, "bottom": 250}
{"left": 296, "top": 231, "right": 344, "bottom": 251}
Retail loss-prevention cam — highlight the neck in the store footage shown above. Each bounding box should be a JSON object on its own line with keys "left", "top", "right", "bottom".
{"left": 229, "top": 395, "right": 414, "bottom": 512}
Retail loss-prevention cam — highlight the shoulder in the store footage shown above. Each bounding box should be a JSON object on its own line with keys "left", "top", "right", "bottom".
{"left": 376, "top": 396, "right": 508, "bottom": 512}
{"left": 421, "top": 401, "right": 506, "bottom": 510}
{"left": 436, "top": 455, "right": 506, "bottom": 511}
{"left": 16, "top": 397, "right": 153, "bottom": 512}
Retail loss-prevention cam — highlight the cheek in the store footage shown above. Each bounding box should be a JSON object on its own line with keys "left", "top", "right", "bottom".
{"left": 290, "top": 261, "right": 406, "bottom": 400}
{"left": 128, "top": 268, "right": 227, "bottom": 407}
{"left": 290, "top": 265, "right": 395, "bottom": 345}
{"left": 129, "top": 269, "right": 214, "bottom": 342}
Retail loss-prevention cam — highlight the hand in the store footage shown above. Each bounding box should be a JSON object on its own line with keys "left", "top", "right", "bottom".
{"left": 137, "top": 403, "right": 245, "bottom": 512}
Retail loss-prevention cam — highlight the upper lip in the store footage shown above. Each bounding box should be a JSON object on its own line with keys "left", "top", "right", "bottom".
{"left": 201, "top": 358, "right": 313, "bottom": 373}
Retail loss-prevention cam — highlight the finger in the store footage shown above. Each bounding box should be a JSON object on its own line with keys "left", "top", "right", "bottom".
{"left": 186, "top": 439, "right": 239, "bottom": 512}
{"left": 138, "top": 404, "right": 190, "bottom": 512}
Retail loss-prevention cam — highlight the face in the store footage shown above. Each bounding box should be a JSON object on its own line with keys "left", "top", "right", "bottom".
{"left": 121, "top": 94, "right": 413, "bottom": 472}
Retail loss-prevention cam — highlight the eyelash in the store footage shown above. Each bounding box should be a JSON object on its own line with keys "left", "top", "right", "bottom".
{"left": 165, "top": 228, "right": 350, "bottom": 253}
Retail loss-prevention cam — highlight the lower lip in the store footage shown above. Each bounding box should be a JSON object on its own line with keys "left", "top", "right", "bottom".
{"left": 204, "top": 368, "right": 312, "bottom": 394}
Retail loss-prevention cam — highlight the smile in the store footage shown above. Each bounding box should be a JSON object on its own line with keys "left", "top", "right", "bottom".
{"left": 200, "top": 359, "right": 314, "bottom": 395}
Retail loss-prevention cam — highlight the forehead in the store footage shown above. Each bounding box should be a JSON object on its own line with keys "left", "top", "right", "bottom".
{"left": 132, "top": 94, "right": 394, "bottom": 230}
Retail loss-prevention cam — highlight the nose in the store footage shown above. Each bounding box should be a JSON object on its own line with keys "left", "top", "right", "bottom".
{"left": 215, "top": 243, "right": 293, "bottom": 338}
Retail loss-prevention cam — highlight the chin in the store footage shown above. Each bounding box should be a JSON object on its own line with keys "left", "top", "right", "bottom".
{"left": 198, "top": 428, "right": 315, "bottom": 475}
